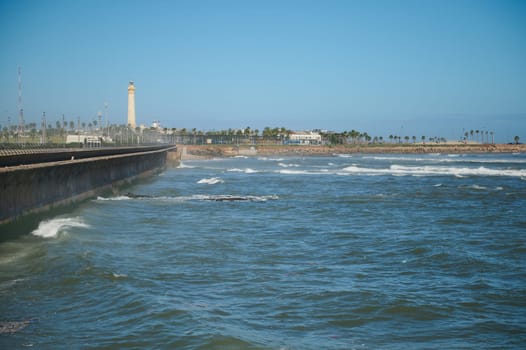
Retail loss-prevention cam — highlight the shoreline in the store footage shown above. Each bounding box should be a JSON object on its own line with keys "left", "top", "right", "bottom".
{"left": 180, "top": 143, "right": 526, "bottom": 160}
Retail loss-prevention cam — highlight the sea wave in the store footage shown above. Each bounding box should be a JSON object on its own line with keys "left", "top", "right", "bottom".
{"left": 227, "top": 168, "right": 259, "bottom": 174}
{"left": 96, "top": 194, "right": 278, "bottom": 203}
{"left": 257, "top": 157, "right": 285, "bottom": 161}
{"left": 362, "top": 155, "right": 526, "bottom": 164}
{"left": 178, "top": 162, "right": 196, "bottom": 168}
{"left": 96, "top": 195, "right": 131, "bottom": 201}
{"left": 32, "top": 217, "right": 89, "bottom": 238}
{"left": 341, "top": 164, "right": 526, "bottom": 177}
{"left": 197, "top": 177, "right": 224, "bottom": 185}
{"left": 278, "top": 162, "right": 300, "bottom": 168}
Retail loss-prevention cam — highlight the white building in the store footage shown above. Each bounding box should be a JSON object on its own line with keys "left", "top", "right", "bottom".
{"left": 66, "top": 135, "right": 103, "bottom": 147}
{"left": 289, "top": 131, "right": 322, "bottom": 145}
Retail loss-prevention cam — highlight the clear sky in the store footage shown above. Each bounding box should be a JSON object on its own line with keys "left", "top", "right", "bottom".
{"left": 1, "top": 0, "right": 525, "bottom": 142}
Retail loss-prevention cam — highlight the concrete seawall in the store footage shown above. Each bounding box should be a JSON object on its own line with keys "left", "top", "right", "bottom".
{"left": 0, "top": 146, "right": 176, "bottom": 225}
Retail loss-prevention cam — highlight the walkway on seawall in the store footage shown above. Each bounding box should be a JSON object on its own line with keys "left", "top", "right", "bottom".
{"left": 0, "top": 145, "right": 177, "bottom": 226}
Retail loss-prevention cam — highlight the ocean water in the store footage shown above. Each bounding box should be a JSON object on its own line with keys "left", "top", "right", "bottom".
{"left": 1, "top": 153, "right": 525, "bottom": 349}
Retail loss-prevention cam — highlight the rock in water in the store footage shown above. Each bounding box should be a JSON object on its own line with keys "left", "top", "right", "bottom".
{"left": 0, "top": 320, "right": 30, "bottom": 334}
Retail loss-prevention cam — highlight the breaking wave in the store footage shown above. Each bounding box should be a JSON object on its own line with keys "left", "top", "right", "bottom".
{"left": 32, "top": 217, "right": 89, "bottom": 238}
{"left": 341, "top": 164, "right": 526, "bottom": 177}
{"left": 227, "top": 168, "right": 259, "bottom": 173}
{"left": 197, "top": 177, "right": 224, "bottom": 184}
{"left": 178, "top": 162, "right": 196, "bottom": 168}
{"left": 362, "top": 155, "right": 526, "bottom": 164}
{"left": 278, "top": 162, "right": 300, "bottom": 168}
{"left": 96, "top": 195, "right": 131, "bottom": 201}
{"left": 96, "top": 194, "right": 278, "bottom": 203}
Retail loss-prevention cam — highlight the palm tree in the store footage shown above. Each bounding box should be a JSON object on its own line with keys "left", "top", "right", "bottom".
{"left": 514, "top": 135, "right": 520, "bottom": 144}
{"left": 470, "top": 130, "right": 474, "bottom": 141}
{"left": 476, "top": 130, "right": 480, "bottom": 143}
{"left": 30, "top": 127, "right": 37, "bottom": 141}
{"left": 490, "top": 131, "right": 494, "bottom": 144}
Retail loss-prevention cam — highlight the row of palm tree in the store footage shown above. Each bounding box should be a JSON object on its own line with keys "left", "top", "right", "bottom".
{"left": 464, "top": 129, "right": 494, "bottom": 144}
{"left": 1, "top": 121, "right": 517, "bottom": 146}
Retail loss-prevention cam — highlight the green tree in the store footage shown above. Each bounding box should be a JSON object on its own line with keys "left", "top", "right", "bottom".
{"left": 514, "top": 135, "right": 520, "bottom": 144}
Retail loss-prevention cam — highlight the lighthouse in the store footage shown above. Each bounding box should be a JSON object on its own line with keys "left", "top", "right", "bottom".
{"left": 127, "top": 81, "right": 136, "bottom": 128}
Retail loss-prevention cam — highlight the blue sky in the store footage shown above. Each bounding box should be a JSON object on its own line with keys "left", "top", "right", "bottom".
{"left": 1, "top": 0, "right": 525, "bottom": 142}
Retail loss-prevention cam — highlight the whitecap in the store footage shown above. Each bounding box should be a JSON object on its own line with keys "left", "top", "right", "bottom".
{"left": 191, "top": 194, "right": 278, "bottom": 202}
{"left": 178, "top": 162, "right": 196, "bottom": 168}
{"left": 433, "top": 183, "right": 442, "bottom": 187}
{"left": 197, "top": 177, "right": 224, "bottom": 185}
{"left": 278, "top": 163, "right": 300, "bottom": 168}
{"left": 227, "top": 168, "right": 258, "bottom": 173}
{"left": 340, "top": 164, "right": 526, "bottom": 178}
{"left": 278, "top": 169, "right": 315, "bottom": 175}
{"left": 32, "top": 217, "right": 89, "bottom": 238}
{"left": 96, "top": 195, "right": 131, "bottom": 201}
{"left": 112, "top": 273, "right": 128, "bottom": 278}
{"left": 495, "top": 186, "right": 503, "bottom": 191}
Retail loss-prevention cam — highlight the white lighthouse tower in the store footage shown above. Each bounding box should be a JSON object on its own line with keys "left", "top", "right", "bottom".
{"left": 127, "top": 81, "right": 136, "bottom": 128}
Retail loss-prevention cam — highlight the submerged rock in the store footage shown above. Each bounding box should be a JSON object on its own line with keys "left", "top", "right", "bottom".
{"left": 0, "top": 320, "right": 31, "bottom": 334}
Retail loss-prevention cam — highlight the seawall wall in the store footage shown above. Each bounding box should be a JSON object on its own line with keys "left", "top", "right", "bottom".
{"left": 0, "top": 146, "right": 175, "bottom": 225}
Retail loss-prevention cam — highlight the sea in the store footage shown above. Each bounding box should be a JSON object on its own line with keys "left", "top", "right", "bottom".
{"left": 1, "top": 152, "right": 525, "bottom": 349}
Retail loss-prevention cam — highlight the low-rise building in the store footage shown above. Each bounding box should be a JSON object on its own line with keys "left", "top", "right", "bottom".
{"left": 66, "top": 135, "right": 103, "bottom": 147}
{"left": 288, "top": 131, "right": 322, "bottom": 145}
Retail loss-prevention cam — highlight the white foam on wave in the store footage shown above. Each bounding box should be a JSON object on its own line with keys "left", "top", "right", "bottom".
{"left": 433, "top": 183, "right": 442, "bottom": 187}
{"left": 278, "top": 169, "right": 319, "bottom": 175}
{"left": 466, "top": 184, "right": 487, "bottom": 190}
{"left": 111, "top": 194, "right": 279, "bottom": 203}
{"left": 178, "top": 162, "right": 196, "bottom": 169}
{"left": 96, "top": 195, "right": 131, "bottom": 201}
{"left": 112, "top": 272, "right": 128, "bottom": 278}
{"left": 197, "top": 177, "right": 224, "bottom": 185}
{"left": 227, "top": 168, "right": 259, "bottom": 174}
{"left": 341, "top": 164, "right": 526, "bottom": 178}
{"left": 258, "top": 157, "right": 284, "bottom": 161}
{"left": 334, "top": 154, "right": 352, "bottom": 158}
{"left": 183, "top": 194, "right": 279, "bottom": 202}
{"left": 32, "top": 217, "right": 89, "bottom": 238}
{"left": 278, "top": 162, "right": 300, "bottom": 168}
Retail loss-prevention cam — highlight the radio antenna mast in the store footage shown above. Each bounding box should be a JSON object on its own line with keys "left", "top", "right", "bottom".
{"left": 18, "top": 66, "right": 25, "bottom": 135}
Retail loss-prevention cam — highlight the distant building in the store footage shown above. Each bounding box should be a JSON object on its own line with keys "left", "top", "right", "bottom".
{"left": 289, "top": 131, "right": 322, "bottom": 145}
{"left": 66, "top": 135, "right": 103, "bottom": 147}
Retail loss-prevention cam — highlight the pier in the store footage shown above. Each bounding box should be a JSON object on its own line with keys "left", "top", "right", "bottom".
{"left": 0, "top": 145, "right": 177, "bottom": 225}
